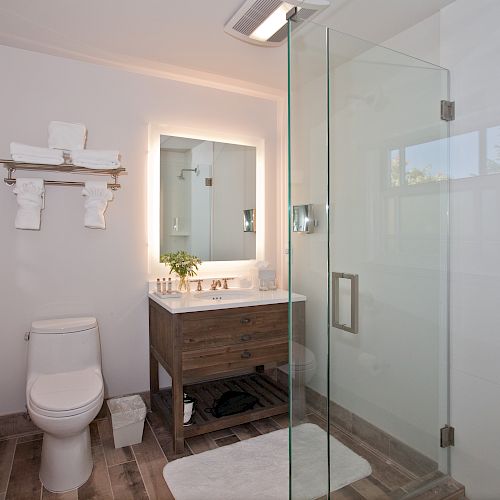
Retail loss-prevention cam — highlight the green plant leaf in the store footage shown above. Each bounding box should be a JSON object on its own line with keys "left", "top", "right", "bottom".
{"left": 159, "top": 251, "right": 202, "bottom": 278}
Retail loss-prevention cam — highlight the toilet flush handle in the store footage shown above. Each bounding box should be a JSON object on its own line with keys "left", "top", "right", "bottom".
{"left": 24, "top": 331, "right": 30, "bottom": 341}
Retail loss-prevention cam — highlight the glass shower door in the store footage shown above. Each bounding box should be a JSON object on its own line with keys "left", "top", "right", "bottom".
{"left": 328, "top": 29, "right": 450, "bottom": 488}
{"left": 289, "top": 20, "right": 450, "bottom": 500}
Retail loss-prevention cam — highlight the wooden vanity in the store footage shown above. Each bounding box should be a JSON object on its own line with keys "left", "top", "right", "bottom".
{"left": 149, "top": 296, "right": 304, "bottom": 454}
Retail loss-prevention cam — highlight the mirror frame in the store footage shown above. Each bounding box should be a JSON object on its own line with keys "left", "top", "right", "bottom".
{"left": 148, "top": 123, "right": 265, "bottom": 277}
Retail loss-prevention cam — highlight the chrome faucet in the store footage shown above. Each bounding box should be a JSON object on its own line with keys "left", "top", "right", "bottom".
{"left": 210, "top": 279, "right": 222, "bottom": 290}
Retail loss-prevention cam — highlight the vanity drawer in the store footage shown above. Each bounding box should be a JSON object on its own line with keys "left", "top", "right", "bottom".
{"left": 182, "top": 339, "right": 289, "bottom": 372}
{"left": 181, "top": 304, "right": 288, "bottom": 351}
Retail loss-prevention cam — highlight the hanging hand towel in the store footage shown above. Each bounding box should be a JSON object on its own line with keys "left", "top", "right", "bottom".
{"left": 10, "top": 142, "right": 64, "bottom": 165}
{"left": 13, "top": 178, "right": 45, "bottom": 230}
{"left": 82, "top": 181, "right": 113, "bottom": 229}
{"left": 71, "top": 149, "right": 120, "bottom": 169}
{"left": 48, "top": 121, "right": 87, "bottom": 151}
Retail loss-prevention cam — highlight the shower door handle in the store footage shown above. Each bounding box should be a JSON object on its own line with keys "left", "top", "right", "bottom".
{"left": 332, "top": 272, "right": 359, "bottom": 334}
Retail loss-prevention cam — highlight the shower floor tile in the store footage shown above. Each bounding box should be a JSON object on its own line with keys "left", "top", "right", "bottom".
{"left": 303, "top": 409, "right": 466, "bottom": 500}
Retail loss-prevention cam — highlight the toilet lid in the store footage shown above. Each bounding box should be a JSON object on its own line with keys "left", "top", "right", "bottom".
{"left": 30, "top": 368, "right": 103, "bottom": 413}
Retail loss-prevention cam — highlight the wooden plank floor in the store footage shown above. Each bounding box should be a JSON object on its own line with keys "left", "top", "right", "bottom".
{"left": 0, "top": 403, "right": 465, "bottom": 500}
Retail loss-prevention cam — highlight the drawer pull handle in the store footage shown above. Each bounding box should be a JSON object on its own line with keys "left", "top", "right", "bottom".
{"left": 240, "top": 334, "right": 252, "bottom": 342}
{"left": 240, "top": 318, "right": 251, "bottom": 324}
{"left": 241, "top": 350, "right": 252, "bottom": 359}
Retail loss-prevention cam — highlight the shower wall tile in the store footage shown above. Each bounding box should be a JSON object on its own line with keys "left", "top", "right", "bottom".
{"left": 305, "top": 386, "right": 327, "bottom": 417}
{"left": 389, "top": 438, "right": 437, "bottom": 477}
{"left": 329, "top": 400, "right": 353, "bottom": 433}
{"left": 352, "top": 415, "right": 391, "bottom": 457}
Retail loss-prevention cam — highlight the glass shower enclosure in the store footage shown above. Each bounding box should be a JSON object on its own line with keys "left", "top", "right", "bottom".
{"left": 288, "top": 15, "right": 450, "bottom": 499}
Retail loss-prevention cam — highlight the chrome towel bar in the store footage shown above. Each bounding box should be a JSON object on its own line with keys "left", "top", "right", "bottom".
{"left": 1, "top": 160, "right": 125, "bottom": 190}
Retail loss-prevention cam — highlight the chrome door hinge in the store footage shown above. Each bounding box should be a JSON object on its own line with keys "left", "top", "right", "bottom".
{"left": 286, "top": 6, "right": 299, "bottom": 21}
{"left": 440, "top": 425, "right": 455, "bottom": 448}
{"left": 441, "top": 100, "right": 455, "bottom": 121}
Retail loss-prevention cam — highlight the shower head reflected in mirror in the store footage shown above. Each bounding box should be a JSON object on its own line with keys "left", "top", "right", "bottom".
{"left": 177, "top": 167, "right": 199, "bottom": 180}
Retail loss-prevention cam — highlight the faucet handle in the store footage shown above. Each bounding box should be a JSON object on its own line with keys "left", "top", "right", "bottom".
{"left": 190, "top": 279, "right": 204, "bottom": 291}
{"left": 222, "top": 277, "right": 235, "bottom": 289}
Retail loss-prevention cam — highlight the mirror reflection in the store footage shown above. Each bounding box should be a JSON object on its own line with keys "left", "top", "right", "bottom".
{"left": 160, "top": 135, "right": 256, "bottom": 261}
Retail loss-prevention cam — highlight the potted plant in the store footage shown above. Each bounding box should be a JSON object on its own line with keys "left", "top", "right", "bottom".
{"left": 160, "top": 251, "right": 202, "bottom": 292}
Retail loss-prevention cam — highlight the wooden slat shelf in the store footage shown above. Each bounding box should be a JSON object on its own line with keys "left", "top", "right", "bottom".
{"left": 152, "top": 373, "right": 288, "bottom": 439}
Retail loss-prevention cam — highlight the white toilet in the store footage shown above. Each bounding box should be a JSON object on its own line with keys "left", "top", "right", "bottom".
{"left": 26, "top": 317, "right": 104, "bottom": 493}
{"left": 279, "top": 341, "right": 317, "bottom": 383}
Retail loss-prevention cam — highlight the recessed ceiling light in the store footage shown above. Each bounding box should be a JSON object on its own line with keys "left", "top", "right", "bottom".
{"left": 224, "top": 0, "right": 330, "bottom": 47}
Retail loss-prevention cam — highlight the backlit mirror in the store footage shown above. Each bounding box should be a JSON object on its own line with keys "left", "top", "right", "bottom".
{"left": 160, "top": 135, "right": 256, "bottom": 261}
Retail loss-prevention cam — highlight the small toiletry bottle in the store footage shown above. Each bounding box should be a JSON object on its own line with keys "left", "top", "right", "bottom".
{"left": 156, "top": 278, "right": 161, "bottom": 293}
{"left": 161, "top": 278, "right": 166, "bottom": 294}
{"left": 167, "top": 277, "right": 173, "bottom": 293}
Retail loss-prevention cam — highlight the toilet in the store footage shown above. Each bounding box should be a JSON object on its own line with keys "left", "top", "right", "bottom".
{"left": 279, "top": 341, "right": 317, "bottom": 383}
{"left": 26, "top": 317, "right": 104, "bottom": 493}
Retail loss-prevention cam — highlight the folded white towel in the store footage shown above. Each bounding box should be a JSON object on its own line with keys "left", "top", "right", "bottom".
{"left": 12, "top": 178, "right": 45, "bottom": 230}
{"left": 10, "top": 142, "right": 64, "bottom": 165}
{"left": 71, "top": 149, "right": 120, "bottom": 169}
{"left": 48, "top": 121, "right": 87, "bottom": 151}
{"left": 82, "top": 181, "right": 113, "bottom": 229}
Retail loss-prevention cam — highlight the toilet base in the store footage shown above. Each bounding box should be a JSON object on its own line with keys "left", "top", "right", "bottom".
{"left": 40, "top": 427, "right": 93, "bottom": 493}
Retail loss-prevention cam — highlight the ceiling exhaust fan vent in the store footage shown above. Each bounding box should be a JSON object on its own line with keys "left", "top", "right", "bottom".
{"left": 225, "top": 0, "right": 329, "bottom": 47}
{"left": 232, "top": 0, "right": 283, "bottom": 36}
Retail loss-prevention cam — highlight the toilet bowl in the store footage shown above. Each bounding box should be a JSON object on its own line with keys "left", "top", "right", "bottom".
{"left": 279, "top": 341, "right": 317, "bottom": 383}
{"left": 26, "top": 317, "right": 104, "bottom": 493}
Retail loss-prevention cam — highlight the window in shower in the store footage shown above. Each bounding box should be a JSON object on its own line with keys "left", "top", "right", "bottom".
{"left": 486, "top": 125, "right": 500, "bottom": 174}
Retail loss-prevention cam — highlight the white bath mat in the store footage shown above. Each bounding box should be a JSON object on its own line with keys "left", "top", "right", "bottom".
{"left": 163, "top": 423, "right": 372, "bottom": 500}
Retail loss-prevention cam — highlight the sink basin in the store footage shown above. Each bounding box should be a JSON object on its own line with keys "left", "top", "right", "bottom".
{"left": 195, "top": 289, "right": 256, "bottom": 301}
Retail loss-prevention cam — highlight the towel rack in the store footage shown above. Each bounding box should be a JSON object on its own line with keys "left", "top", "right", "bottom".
{"left": 1, "top": 160, "right": 126, "bottom": 190}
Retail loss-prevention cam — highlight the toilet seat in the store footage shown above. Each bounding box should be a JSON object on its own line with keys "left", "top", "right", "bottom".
{"left": 29, "top": 368, "right": 103, "bottom": 418}
{"left": 289, "top": 342, "right": 316, "bottom": 370}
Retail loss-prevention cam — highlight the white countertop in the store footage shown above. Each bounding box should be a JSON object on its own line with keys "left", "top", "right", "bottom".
{"left": 148, "top": 288, "right": 306, "bottom": 314}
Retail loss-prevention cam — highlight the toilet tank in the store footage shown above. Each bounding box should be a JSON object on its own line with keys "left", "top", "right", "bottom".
{"left": 27, "top": 317, "right": 102, "bottom": 383}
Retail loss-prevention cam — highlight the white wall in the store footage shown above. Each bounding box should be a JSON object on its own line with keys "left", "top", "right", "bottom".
{"left": 0, "top": 44, "right": 281, "bottom": 415}
{"left": 386, "top": 2, "right": 500, "bottom": 497}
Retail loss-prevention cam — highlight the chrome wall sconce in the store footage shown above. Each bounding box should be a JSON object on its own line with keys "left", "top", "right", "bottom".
{"left": 243, "top": 208, "right": 256, "bottom": 232}
{"left": 293, "top": 204, "right": 316, "bottom": 233}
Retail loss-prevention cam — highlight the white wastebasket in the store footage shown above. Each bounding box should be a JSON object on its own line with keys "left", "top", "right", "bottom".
{"left": 107, "top": 395, "right": 147, "bottom": 448}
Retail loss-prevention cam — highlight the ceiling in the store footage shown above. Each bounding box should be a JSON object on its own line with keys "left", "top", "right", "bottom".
{"left": 0, "top": 0, "right": 453, "bottom": 93}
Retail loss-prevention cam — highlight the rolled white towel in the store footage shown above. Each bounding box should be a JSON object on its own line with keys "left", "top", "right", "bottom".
{"left": 71, "top": 149, "right": 120, "bottom": 169}
{"left": 12, "top": 178, "right": 45, "bottom": 230}
{"left": 10, "top": 142, "right": 64, "bottom": 165}
{"left": 82, "top": 181, "right": 113, "bottom": 229}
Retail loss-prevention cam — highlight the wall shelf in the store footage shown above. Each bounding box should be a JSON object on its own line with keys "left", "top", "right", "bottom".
{"left": 1, "top": 159, "right": 126, "bottom": 190}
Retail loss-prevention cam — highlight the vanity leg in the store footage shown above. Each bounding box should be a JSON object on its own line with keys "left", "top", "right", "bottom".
{"left": 149, "top": 349, "right": 159, "bottom": 410}
{"left": 172, "top": 376, "right": 185, "bottom": 454}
